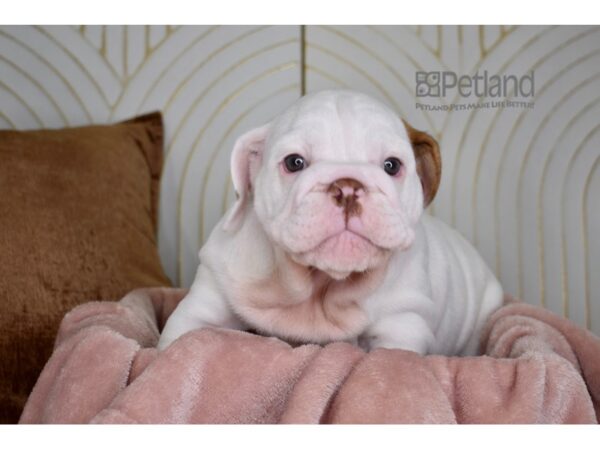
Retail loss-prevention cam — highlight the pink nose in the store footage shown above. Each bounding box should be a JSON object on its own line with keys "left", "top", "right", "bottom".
{"left": 327, "top": 178, "right": 364, "bottom": 219}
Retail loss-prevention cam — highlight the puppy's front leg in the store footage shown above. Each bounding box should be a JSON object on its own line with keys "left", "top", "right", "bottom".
{"left": 157, "top": 266, "right": 243, "bottom": 350}
{"left": 363, "top": 312, "right": 436, "bottom": 355}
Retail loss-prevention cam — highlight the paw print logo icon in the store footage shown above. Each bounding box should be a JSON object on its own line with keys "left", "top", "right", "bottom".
{"left": 416, "top": 72, "right": 441, "bottom": 97}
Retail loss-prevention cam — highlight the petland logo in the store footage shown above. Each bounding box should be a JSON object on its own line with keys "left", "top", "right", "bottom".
{"left": 415, "top": 70, "right": 535, "bottom": 111}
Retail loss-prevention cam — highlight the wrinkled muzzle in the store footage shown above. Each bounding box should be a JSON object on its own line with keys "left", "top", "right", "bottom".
{"left": 256, "top": 162, "right": 418, "bottom": 279}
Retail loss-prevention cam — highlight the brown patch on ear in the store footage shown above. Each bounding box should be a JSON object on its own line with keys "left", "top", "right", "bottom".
{"left": 402, "top": 120, "right": 442, "bottom": 207}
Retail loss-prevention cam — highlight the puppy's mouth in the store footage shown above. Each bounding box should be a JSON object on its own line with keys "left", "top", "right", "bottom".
{"left": 271, "top": 188, "right": 415, "bottom": 279}
{"left": 313, "top": 228, "right": 380, "bottom": 252}
{"left": 291, "top": 227, "right": 388, "bottom": 280}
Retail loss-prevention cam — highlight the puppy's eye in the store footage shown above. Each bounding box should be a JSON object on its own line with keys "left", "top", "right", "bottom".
{"left": 283, "top": 154, "right": 306, "bottom": 173}
{"left": 383, "top": 157, "right": 402, "bottom": 176}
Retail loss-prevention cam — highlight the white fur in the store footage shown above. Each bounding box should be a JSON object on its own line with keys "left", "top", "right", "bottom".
{"left": 158, "top": 90, "right": 503, "bottom": 356}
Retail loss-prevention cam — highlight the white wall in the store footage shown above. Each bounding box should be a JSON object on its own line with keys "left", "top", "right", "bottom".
{"left": 0, "top": 25, "right": 598, "bottom": 333}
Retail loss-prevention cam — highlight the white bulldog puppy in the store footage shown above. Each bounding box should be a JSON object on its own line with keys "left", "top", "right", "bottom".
{"left": 158, "top": 89, "right": 503, "bottom": 355}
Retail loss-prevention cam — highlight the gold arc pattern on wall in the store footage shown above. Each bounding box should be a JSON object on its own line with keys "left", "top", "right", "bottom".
{"left": 35, "top": 26, "right": 115, "bottom": 115}
{"left": 470, "top": 29, "right": 600, "bottom": 313}
{"left": 535, "top": 81, "right": 600, "bottom": 313}
{"left": 582, "top": 156, "right": 600, "bottom": 330}
{"left": 0, "top": 25, "right": 597, "bottom": 334}
{"left": 494, "top": 28, "right": 599, "bottom": 302}
{"left": 561, "top": 121, "right": 600, "bottom": 325}
{"left": 158, "top": 27, "right": 275, "bottom": 152}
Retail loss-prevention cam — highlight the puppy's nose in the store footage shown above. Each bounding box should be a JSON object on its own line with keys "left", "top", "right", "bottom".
{"left": 327, "top": 178, "right": 364, "bottom": 218}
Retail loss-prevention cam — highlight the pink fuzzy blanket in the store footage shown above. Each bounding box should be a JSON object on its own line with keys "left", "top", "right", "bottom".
{"left": 19, "top": 287, "right": 600, "bottom": 424}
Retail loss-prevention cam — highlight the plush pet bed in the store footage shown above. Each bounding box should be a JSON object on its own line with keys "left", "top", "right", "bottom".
{"left": 20, "top": 287, "right": 600, "bottom": 424}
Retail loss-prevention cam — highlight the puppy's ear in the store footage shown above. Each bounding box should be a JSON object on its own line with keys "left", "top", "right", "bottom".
{"left": 402, "top": 120, "right": 441, "bottom": 207}
{"left": 223, "top": 123, "right": 271, "bottom": 231}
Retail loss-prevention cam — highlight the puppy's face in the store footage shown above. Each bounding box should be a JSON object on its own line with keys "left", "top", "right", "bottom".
{"left": 225, "top": 90, "right": 441, "bottom": 280}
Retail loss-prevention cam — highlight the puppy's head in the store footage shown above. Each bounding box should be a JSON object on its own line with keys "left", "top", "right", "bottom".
{"left": 224, "top": 90, "right": 441, "bottom": 280}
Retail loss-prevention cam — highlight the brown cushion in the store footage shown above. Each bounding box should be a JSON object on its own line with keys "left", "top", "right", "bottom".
{"left": 0, "top": 112, "right": 172, "bottom": 423}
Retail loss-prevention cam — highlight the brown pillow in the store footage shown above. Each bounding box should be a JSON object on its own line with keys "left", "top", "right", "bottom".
{"left": 0, "top": 112, "right": 172, "bottom": 423}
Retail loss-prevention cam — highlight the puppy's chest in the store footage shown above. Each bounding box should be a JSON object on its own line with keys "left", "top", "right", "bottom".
{"left": 225, "top": 275, "right": 374, "bottom": 343}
